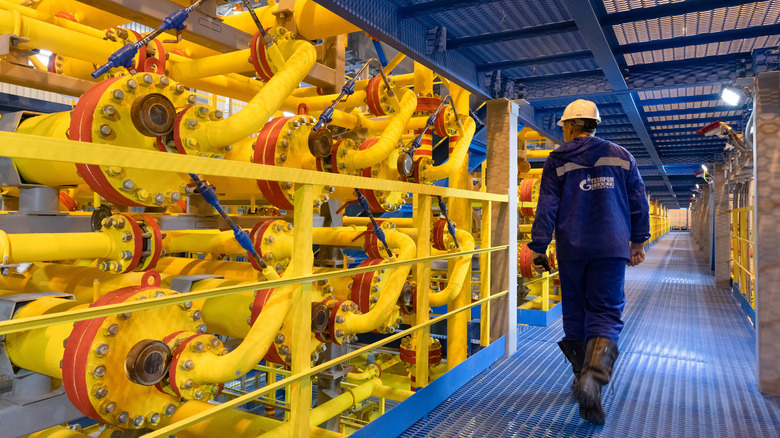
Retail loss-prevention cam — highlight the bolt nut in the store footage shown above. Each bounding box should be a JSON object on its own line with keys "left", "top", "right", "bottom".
{"left": 187, "top": 95, "right": 197, "bottom": 104}
{"left": 210, "top": 338, "right": 220, "bottom": 348}
{"left": 182, "top": 360, "right": 194, "bottom": 370}
{"left": 195, "top": 390, "right": 204, "bottom": 399}
{"left": 279, "top": 345, "right": 289, "bottom": 355}
{"left": 102, "top": 105, "right": 117, "bottom": 117}
{"left": 192, "top": 341, "right": 205, "bottom": 352}
{"left": 120, "top": 312, "right": 132, "bottom": 319}
{"left": 187, "top": 118, "right": 198, "bottom": 129}
{"left": 196, "top": 324, "right": 207, "bottom": 333}
{"left": 192, "top": 310, "right": 202, "bottom": 321}
{"left": 112, "top": 89, "right": 124, "bottom": 100}
{"left": 165, "top": 404, "right": 176, "bottom": 416}
{"left": 154, "top": 193, "right": 165, "bottom": 205}
{"left": 180, "top": 301, "right": 193, "bottom": 310}
{"left": 122, "top": 179, "right": 135, "bottom": 191}
{"left": 126, "top": 79, "right": 138, "bottom": 90}
{"left": 117, "top": 411, "right": 129, "bottom": 424}
{"left": 99, "top": 124, "right": 112, "bottom": 136}
{"left": 175, "top": 84, "right": 185, "bottom": 94}
{"left": 95, "top": 344, "right": 109, "bottom": 356}
{"left": 214, "top": 110, "right": 224, "bottom": 119}
{"left": 121, "top": 231, "right": 132, "bottom": 242}
{"left": 287, "top": 223, "right": 293, "bottom": 231}
{"left": 183, "top": 379, "right": 194, "bottom": 389}
{"left": 335, "top": 315, "right": 345, "bottom": 324}
{"left": 121, "top": 250, "right": 132, "bottom": 261}
{"left": 142, "top": 74, "right": 153, "bottom": 85}
{"left": 103, "top": 401, "right": 116, "bottom": 414}
{"left": 148, "top": 413, "right": 161, "bottom": 425}
{"left": 133, "top": 416, "right": 145, "bottom": 427}
{"left": 93, "top": 365, "right": 106, "bottom": 377}
{"left": 159, "top": 76, "right": 170, "bottom": 86}
{"left": 274, "top": 334, "right": 285, "bottom": 344}
{"left": 95, "top": 386, "right": 108, "bottom": 399}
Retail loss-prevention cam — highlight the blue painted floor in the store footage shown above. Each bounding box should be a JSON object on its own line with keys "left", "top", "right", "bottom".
{"left": 399, "top": 233, "right": 780, "bottom": 437}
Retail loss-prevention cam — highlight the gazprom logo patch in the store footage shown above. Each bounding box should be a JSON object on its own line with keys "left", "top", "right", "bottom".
{"left": 579, "top": 175, "right": 615, "bottom": 191}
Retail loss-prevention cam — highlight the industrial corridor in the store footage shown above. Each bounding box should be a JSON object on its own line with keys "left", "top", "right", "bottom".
{"left": 400, "top": 233, "right": 780, "bottom": 438}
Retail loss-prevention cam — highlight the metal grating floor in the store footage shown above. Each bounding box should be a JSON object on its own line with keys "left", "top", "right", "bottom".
{"left": 399, "top": 233, "right": 780, "bottom": 438}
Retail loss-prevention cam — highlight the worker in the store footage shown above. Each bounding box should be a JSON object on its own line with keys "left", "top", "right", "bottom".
{"left": 528, "top": 99, "right": 650, "bottom": 425}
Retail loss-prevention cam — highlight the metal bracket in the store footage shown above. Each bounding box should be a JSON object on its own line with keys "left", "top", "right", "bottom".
{"left": 0, "top": 292, "right": 74, "bottom": 376}
{"left": 0, "top": 34, "right": 30, "bottom": 57}
{"left": 170, "top": 274, "right": 225, "bottom": 293}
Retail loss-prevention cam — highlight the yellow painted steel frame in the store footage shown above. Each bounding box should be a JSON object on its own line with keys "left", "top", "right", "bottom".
{"left": 730, "top": 206, "right": 755, "bottom": 307}
{"left": 0, "top": 133, "right": 509, "bottom": 436}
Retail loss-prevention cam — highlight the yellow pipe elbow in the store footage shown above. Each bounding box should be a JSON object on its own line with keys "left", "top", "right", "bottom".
{"left": 194, "top": 39, "right": 317, "bottom": 149}
{"left": 428, "top": 229, "right": 475, "bottom": 307}
{"left": 420, "top": 116, "right": 476, "bottom": 182}
{"left": 342, "top": 230, "right": 415, "bottom": 334}
{"left": 169, "top": 49, "right": 254, "bottom": 83}
{"left": 27, "top": 426, "right": 91, "bottom": 438}
{"left": 344, "top": 87, "right": 417, "bottom": 171}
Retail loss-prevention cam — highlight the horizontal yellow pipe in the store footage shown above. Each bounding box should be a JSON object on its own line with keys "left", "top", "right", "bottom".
{"left": 169, "top": 49, "right": 254, "bottom": 82}
{"left": 343, "top": 217, "right": 414, "bottom": 228}
{"left": 27, "top": 426, "right": 90, "bottom": 438}
{"left": 0, "top": 231, "right": 112, "bottom": 263}
{"left": 526, "top": 150, "right": 553, "bottom": 159}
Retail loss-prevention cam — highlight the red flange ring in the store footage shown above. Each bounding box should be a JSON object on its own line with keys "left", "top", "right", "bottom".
{"left": 432, "top": 219, "right": 449, "bottom": 251}
{"left": 249, "top": 289, "right": 287, "bottom": 365}
{"left": 433, "top": 104, "right": 452, "bottom": 137}
{"left": 366, "top": 76, "right": 386, "bottom": 117}
{"left": 254, "top": 117, "right": 295, "bottom": 210}
{"left": 328, "top": 300, "right": 347, "bottom": 345}
{"left": 350, "top": 259, "right": 383, "bottom": 314}
{"left": 248, "top": 220, "right": 276, "bottom": 272}
{"left": 519, "top": 178, "right": 537, "bottom": 217}
{"left": 250, "top": 31, "right": 275, "bottom": 81}
{"left": 519, "top": 243, "right": 536, "bottom": 279}
{"left": 138, "top": 214, "right": 163, "bottom": 270}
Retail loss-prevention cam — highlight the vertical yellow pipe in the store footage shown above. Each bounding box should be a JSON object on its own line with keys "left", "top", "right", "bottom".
{"left": 414, "top": 194, "right": 432, "bottom": 389}
{"left": 446, "top": 84, "right": 471, "bottom": 369}
{"left": 289, "top": 184, "right": 314, "bottom": 437}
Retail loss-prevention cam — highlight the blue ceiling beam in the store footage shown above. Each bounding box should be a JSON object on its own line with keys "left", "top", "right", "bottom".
{"left": 448, "top": 21, "right": 579, "bottom": 50}
{"left": 398, "top": 0, "right": 503, "bottom": 17}
{"left": 313, "top": 0, "right": 489, "bottom": 97}
{"left": 562, "top": 0, "right": 677, "bottom": 205}
{"left": 614, "top": 23, "right": 780, "bottom": 55}
{"left": 602, "top": 0, "right": 758, "bottom": 26}
{"left": 638, "top": 94, "right": 723, "bottom": 107}
{"left": 647, "top": 115, "right": 743, "bottom": 127}
{"left": 477, "top": 50, "right": 592, "bottom": 72}
{"left": 644, "top": 106, "right": 746, "bottom": 117}
{"left": 516, "top": 101, "right": 564, "bottom": 144}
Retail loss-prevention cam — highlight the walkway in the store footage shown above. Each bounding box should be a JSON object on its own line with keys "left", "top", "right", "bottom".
{"left": 400, "top": 233, "right": 780, "bottom": 437}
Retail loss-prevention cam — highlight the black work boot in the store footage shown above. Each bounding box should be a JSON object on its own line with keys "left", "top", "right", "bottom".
{"left": 575, "top": 337, "right": 619, "bottom": 425}
{"left": 557, "top": 340, "right": 586, "bottom": 395}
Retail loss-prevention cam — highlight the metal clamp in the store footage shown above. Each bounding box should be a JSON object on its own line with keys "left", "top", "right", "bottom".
{"left": 169, "top": 274, "right": 225, "bottom": 294}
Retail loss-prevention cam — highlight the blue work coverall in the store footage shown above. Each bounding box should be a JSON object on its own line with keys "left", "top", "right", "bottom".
{"left": 528, "top": 136, "right": 650, "bottom": 342}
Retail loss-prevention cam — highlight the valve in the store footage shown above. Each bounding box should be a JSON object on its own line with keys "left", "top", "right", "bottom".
{"left": 354, "top": 189, "right": 393, "bottom": 259}
{"left": 400, "top": 95, "right": 459, "bottom": 179}
{"left": 436, "top": 196, "right": 460, "bottom": 249}
{"left": 91, "top": 0, "right": 207, "bottom": 78}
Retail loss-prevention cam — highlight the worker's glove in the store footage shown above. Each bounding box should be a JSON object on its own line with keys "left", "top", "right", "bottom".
{"left": 628, "top": 242, "right": 646, "bottom": 266}
{"left": 531, "top": 251, "right": 550, "bottom": 273}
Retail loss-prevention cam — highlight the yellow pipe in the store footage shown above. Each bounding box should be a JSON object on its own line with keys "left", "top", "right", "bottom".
{"left": 5, "top": 296, "right": 84, "bottom": 378}
{"left": 259, "top": 378, "right": 380, "bottom": 438}
{"left": 342, "top": 87, "right": 417, "bottom": 171}
{"left": 346, "top": 356, "right": 401, "bottom": 381}
{"left": 414, "top": 62, "right": 434, "bottom": 95}
{"left": 526, "top": 150, "right": 552, "bottom": 159}
{"left": 0, "top": 9, "right": 123, "bottom": 65}
{"left": 190, "top": 39, "right": 316, "bottom": 150}
{"left": 343, "top": 217, "right": 414, "bottom": 228}
{"left": 371, "top": 382, "right": 414, "bottom": 402}
{"left": 27, "top": 426, "right": 90, "bottom": 438}
{"left": 342, "top": 230, "right": 415, "bottom": 333}
{"left": 0, "top": 232, "right": 113, "bottom": 263}
{"left": 221, "top": 0, "right": 360, "bottom": 41}
{"left": 169, "top": 49, "right": 254, "bottom": 82}
{"left": 420, "top": 116, "right": 476, "bottom": 182}
{"left": 429, "top": 229, "right": 475, "bottom": 307}
{"left": 28, "top": 52, "right": 47, "bottom": 70}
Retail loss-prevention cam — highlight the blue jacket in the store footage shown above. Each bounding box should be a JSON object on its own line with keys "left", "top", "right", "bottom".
{"left": 528, "top": 136, "right": 651, "bottom": 260}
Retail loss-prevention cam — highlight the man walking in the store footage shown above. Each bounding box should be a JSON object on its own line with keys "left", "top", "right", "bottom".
{"left": 528, "top": 99, "right": 650, "bottom": 425}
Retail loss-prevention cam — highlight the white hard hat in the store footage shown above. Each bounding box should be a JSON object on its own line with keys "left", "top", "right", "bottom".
{"left": 557, "top": 99, "right": 601, "bottom": 126}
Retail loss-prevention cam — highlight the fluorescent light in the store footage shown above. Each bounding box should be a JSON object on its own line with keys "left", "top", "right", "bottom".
{"left": 701, "top": 165, "right": 708, "bottom": 172}
{"left": 696, "top": 184, "right": 700, "bottom": 189}
{"left": 721, "top": 86, "right": 742, "bottom": 106}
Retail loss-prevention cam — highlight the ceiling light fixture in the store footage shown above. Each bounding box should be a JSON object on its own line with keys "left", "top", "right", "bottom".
{"left": 721, "top": 86, "right": 743, "bottom": 106}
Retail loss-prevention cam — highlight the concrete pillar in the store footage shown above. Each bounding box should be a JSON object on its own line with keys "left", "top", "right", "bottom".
{"left": 713, "top": 163, "right": 731, "bottom": 288}
{"left": 754, "top": 71, "right": 780, "bottom": 395}
{"left": 485, "top": 99, "right": 518, "bottom": 355}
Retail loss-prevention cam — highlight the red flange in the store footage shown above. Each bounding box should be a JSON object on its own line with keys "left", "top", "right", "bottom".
{"left": 432, "top": 219, "right": 449, "bottom": 251}
{"left": 249, "top": 31, "right": 275, "bottom": 81}
{"left": 254, "top": 117, "right": 295, "bottom": 210}
{"left": 366, "top": 76, "right": 386, "bottom": 117}
{"left": 350, "top": 259, "right": 383, "bottom": 314}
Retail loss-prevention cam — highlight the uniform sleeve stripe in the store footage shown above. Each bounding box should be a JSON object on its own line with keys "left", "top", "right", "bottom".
{"left": 556, "top": 157, "right": 630, "bottom": 177}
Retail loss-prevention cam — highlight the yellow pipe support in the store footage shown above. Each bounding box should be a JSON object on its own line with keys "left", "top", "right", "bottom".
{"left": 259, "top": 378, "right": 381, "bottom": 438}
{"left": 342, "top": 87, "right": 418, "bottom": 171}
{"left": 5, "top": 296, "right": 83, "bottom": 379}
{"left": 429, "top": 229, "right": 475, "bottom": 307}
{"left": 419, "top": 116, "right": 476, "bottom": 183}
{"left": 342, "top": 230, "right": 415, "bottom": 333}
{"left": 190, "top": 39, "right": 316, "bottom": 150}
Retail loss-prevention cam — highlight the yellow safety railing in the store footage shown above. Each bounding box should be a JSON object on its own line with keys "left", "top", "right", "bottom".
{"left": 730, "top": 206, "right": 754, "bottom": 308}
{"left": 0, "top": 131, "right": 510, "bottom": 437}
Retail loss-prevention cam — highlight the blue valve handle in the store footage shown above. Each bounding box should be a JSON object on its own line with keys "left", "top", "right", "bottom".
{"left": 92, "top": 0, "right": 206, "bottom": 78}
{"left": 190, "top": 174, "right": 268, "bottom": 269}
{"left": 437, "top": 196, "right": 460, "bottom": 249}
{"left": 354, "top": 189, "right": 393, "bottom": 258}
{"left": 372, "top": 39, "right": 388, "bottom": 67}
{"left": 313, "top": 58, "right": 382, "bottom": 131}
